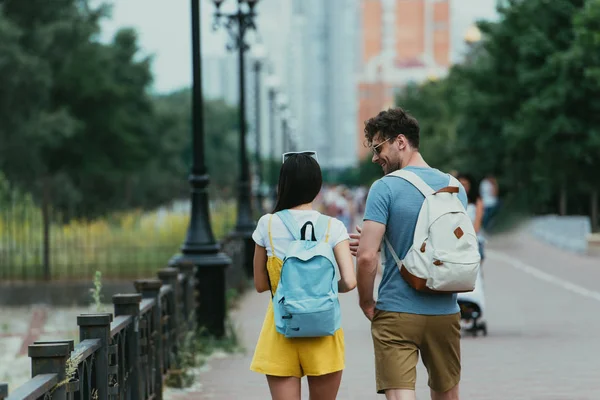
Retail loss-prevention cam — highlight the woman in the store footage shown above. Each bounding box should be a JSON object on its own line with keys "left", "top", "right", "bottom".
{"left": 250, "top": 152, "right": 357, "bottom": 400}
{"left": 457, "top": 173, "right": 485, "bottom": 261}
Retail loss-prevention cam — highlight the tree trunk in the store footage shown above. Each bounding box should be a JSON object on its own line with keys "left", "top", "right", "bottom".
{"left": 125, "top": 175, "right": 133, "bottom": 206}
{"left": 591, "top": 188, "right": 599, "bottom": 233}
{"left": 559, "top": 181, "right": 567, "bottom": 216}
{"left": 42, "top": 177, "right": 51, "bottom": 281}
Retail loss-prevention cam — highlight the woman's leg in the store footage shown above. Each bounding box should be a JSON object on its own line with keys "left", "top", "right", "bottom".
{"left": 307, "top": 371, "right": 343, "bottom": 400}
{"left": 266, "top": 375, "right": 301, "bottom": 400}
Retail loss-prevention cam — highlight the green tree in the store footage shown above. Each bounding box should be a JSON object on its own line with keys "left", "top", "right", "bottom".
{"left": 0, "top": 0, "right": 158, "bottom": 217}
{"left": 148, "top": 90, "right": 240, "bottom": 200}
{"left": 454, "top": 0, "right": 586, "bottom": 213}
{"left": 396, "top": 77, "right": 461, "bottom": 173}
{"left": 559, "top": 0, "right": 600, "bottom": 230}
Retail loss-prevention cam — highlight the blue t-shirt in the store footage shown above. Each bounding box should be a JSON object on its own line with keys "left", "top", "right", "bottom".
{"left": 363, "top": 166, "right": 467, "bottom": 315}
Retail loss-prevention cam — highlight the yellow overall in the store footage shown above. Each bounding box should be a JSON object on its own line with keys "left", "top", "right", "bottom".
{"left": 250, "top": 215, "right": 345, "bottom": 377}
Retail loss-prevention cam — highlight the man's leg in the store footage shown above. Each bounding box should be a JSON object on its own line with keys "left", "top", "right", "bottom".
{"left": 371, "top": 311, "right": 426, "bottom": 396}
{"left": 384, "top": 389, "right": 417, "bottom": 400}
{"left": 419, "top": 313, "right": 462, "bottom": 400}
{"left": 431, "top": 384, "right": 459, "bottom": 400}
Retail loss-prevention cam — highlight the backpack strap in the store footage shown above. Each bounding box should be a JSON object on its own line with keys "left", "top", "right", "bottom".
{"left": 448, "top": 174, "right": 461, "bottom": 189}
{"left": 268, "top": 214, "right": 277, "bottom": 259}
{"left": 314, "top": 214, "right": 333, "bottom": 243}
{"left": 266, "top": 215, "right": 276, "bottom": 299}
{"left": 430, "top": 174, "right": 461, "bottom": 195}
{"left": 384, "top": 236, "right": 403, "bottom": 268}
{"left": 300, "top": 221, "right": 318, "bottom": 241}
{"left": 276, "top": 210, "right": 301, "bottom": 240}
{"left": 388, "top": 169, "right": 435, "bottom": 197}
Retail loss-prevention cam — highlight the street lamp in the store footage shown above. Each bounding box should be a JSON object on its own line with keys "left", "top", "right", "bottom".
{"left": 288, "top": 117, "right": 298, "bottom": 152}
{"left": 277, "top": 94, "right": 289, "bottom": 152}
{"left": 211, "top": 0, "right": 261, "bottom": 278}
{"left": 464, "top": 24, "right": 482, "bottom": 45}
{"left": 252, "top": 44, "right": 267, "bottom": 215}
{"left": 265, "top": 73, "right": 280, "bottom": 203}
{"left": 464, "top": 24, "right": 482, "bottom": 64}
{"left": 169, "top": 0, "right": 232, "bottom": 339}
{"left": 280, "top": 109, "right": 291, "bottom": 153}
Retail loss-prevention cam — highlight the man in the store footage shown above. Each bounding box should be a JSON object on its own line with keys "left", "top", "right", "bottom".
{"left": 351, "top": 107, "right": 467, "bottom": 400}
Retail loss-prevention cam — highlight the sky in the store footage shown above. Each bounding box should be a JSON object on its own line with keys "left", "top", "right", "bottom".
{"left": 98, "top": 0, "right": 499, "bottom": 94}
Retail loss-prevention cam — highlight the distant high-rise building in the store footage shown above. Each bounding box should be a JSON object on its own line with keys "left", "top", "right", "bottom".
{"left": 357, "top": 0, "right": 451, "bottom": 161}
{"left": 202, "top": 55, "right": 238, "bottom": 106}
{"left": 256, "top": 0, "right": 359, "bottom": 169}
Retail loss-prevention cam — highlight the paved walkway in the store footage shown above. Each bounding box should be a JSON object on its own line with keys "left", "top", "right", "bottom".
{"left": 171, "top": 227, "right": 600, "bottom": 399}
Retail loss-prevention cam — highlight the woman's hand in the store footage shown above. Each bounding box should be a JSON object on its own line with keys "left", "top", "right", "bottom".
{"left": 349, "top": 225, "right": 362, "bottom": 257}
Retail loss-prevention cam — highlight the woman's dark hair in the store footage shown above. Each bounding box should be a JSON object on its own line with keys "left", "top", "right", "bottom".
{"left": 456, "top": 173, "right": 479, "bottom": 204}
{"left": 272, "top": 154, "right": 322, "bottom": 212}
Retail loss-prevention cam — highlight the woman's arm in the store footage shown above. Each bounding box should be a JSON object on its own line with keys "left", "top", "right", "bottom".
{"left": 253, "top": 244, "right": 270, "bottom": 293}
{"left": 474, "top": 198, "right": 484, "bottom": 233}
{"left": 333, "top": 240, "right": 357, "bottom": 293}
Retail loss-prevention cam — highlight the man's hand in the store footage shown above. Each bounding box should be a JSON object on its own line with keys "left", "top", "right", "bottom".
{"left": 360, "top": 300, "right": 376, "bottom": 321}
{"left": 349, "top": 225, "right": 362, "bottom": 257}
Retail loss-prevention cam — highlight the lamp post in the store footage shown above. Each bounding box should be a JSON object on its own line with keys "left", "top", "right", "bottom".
{"left": 265, "top": 74, "right": 279, "bottom": 204}
{"left": 464, "top": 24, "right": 482, "bottom": 64}
{"left": 169, "top": 0, "right": 231, "bottom": 338}
{"left": 277, "top": 94, "right": 289, "bottom": 152}
{"left": 212, "top": 0, "right": 260, "bottom": 278}
{"left": 288, "top": 117, "right": 298, "bottom": 152}
{"left": 281, "top": 110, "right": 290, "bottom": 153}
{"left": 253, "top": 44, "right": 267, "bottom": 215}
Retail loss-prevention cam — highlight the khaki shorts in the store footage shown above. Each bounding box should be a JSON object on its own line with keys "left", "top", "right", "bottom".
{"left": 371, "top": 310, "right": 461, "bottom": 394}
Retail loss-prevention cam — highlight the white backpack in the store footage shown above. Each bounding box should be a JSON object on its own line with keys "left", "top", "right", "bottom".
{"left": 384, "top": 169, "right": 481, "bottom": 293}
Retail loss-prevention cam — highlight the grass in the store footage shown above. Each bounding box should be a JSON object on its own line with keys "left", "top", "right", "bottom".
{"left": 90, "top": 271, "right": 105, "bottom": 312}
{"left": 0, "top": 198, "right": 236, "bottom": 281}
{"left": 165, "top": 292, "right": 245, "bottom": 389}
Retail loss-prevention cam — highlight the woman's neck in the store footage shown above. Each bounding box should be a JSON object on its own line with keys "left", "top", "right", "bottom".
{"left": 290, "top": 203, "right": 313, "bottom": 211}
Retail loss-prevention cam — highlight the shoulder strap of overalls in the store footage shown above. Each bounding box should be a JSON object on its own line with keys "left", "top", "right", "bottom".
{"left": 266, "top": 214, "right": 276, "bottom": 298}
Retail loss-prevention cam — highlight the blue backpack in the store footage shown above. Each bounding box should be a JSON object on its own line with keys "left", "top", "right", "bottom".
{"left": 270, "top": 210, "right": 342, "bottom": 338}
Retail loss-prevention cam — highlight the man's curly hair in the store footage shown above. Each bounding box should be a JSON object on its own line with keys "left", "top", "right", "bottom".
{"left": 364, "top": 107, "right": 420, "bottom": 149}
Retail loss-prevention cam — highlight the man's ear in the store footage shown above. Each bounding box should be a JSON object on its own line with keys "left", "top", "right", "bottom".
{"left": 397, "top": 134, "right": 406, "bottom": 150}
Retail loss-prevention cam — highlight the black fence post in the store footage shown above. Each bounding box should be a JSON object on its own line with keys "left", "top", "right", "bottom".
{"left": 177, "top": 262, "right": 196, "bottom": 330}
{"left": 29, "top": 341, "right": 73, "bottom": 398}
{"left": 77, "top": 313, "right": 112, "bottom": 400}
{"left": 113, "top": 294, "right": 142, "bottom": 400}
{"left": 158, "top": 268, "right": 179, "bottom": 371}
{"left": 0, "top": 383, "right": 7, "bottom": 400}
{"left": 134, "top": 279, "right": 163, "bottom": 400}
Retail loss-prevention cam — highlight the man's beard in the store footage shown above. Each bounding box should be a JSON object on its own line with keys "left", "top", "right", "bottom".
{"left": 382, "top": 160, "right": 401, "bottom": 175}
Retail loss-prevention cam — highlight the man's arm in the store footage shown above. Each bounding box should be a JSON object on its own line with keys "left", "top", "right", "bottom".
{"left": 356, "top": 220, "right": 386, "bottom": 321}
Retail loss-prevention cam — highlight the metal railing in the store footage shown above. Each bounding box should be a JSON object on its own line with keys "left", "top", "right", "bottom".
{"left": 0, "top": 263, "right": 196, "bottom": 400}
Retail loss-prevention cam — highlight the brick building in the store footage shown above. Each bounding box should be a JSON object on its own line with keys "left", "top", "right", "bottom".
{"left": 357, "top": 0, "right": 451, "bottom": 160}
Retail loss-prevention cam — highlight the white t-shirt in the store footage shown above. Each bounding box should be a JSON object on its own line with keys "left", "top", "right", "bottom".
{"left": 479, "top": 179, "right": 498, "bottom": 208}
{"left": 252, "top": 210, "right": 350, "bottom": 258}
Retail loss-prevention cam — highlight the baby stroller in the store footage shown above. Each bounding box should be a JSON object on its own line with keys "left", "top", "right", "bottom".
{"left": 457, "top": 266, "right": 487, "bottom": 337}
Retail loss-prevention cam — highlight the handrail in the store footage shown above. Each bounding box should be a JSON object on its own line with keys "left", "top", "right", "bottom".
{"left": 6, "top": 374, "right": 58, "bottom": 400}
{"left": 72, "top": 339, "right": 102, "bottom": 361}
{"left": 1, "top": 259, "right": 202, "bottom": 399}
{"left": 140, "top": 298, "right": 155, "bottom": 314}
{"left": 159, "top": 283, "right": 172, "bottom": 297}
{"left": 110, "top": 315, "right": 133, "bottom": 337}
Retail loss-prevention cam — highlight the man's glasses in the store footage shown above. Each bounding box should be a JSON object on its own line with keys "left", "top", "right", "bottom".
{"left": 282, "top": 151, "right": 319, "bottom": 164}
{"left": 370, "top": 138, "right": 391, "bottom": 156}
